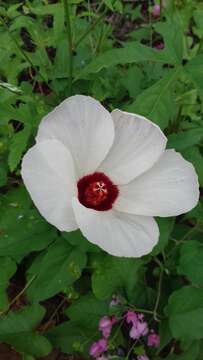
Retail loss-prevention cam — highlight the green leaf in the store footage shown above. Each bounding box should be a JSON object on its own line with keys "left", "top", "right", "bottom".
{"left": 0, "top": 304, "right": 52, "bottom": 357}
{"left": 92, "top": 255, "right": 143, "bottom": 300}
{"left": 47, "top": 321, "right": 91, "bottom": 354}
{"left": 26, "top": 240, "right": 87, "bottom": 302}
{"left": 65, "top": 293, "right": 109, "bottom": 329}
{"left": 166, "top": 341, "right": 200, "bottom": 360}
{"left": 154, "top": 19, "right": 184, "bottom": 64}
{"left": 178, "top": 241, "right": 203, "bottom": 285}
{"left": 167, "top": 128, "right": 203, "bottom": 151}
{"left": 0, "top": 186, "right": 56, "bottom": 261}
{"left": 151, "top": 218, "right": 174, "bottom": 255}
{"left": 127, "top": 69, "right": 180, "bottom": 129}
{"left": 0, "top": 257, "right": 16, "bottom": 312}
{"left": 185, "top": 54, "right": 203, "bottom": 93}
{"left": 8, "top": 125, "right": 31, "bottom": 171}
{"left": 75, "top": 42, "right": 171, "bottom": 80}
{"left": 62, "top": 230, "right": 101, "bottom": 253}
{"left": 182, "top": 146, "right": 203, "bottom": 187}
{"left": 167, "top": 286, "right": 203, "bottom": 341}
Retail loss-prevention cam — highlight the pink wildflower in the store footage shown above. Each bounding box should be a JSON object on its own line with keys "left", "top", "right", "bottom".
{"left": 129, "top": 320, "right": 148, "bottom": 339}
{"left": 137, "top": 355, "right": 149, "bottom": 360}
{"left": 89, "top": 339, "right": 107, "bottom": 358}
{"left": 151, "top": 4, "right": 160, "bottom": 17}
{"left": 125, "top": 311, "right": 138, "bottom": 326}
{"left": 99, "top": 316, "right": 116, "bottom": 338}
{"left": 147, "top": 331, "right": 160, "bottom": 347}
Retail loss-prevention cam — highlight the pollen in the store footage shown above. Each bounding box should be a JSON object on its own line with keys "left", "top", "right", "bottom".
{"left": 77, "top": 172, "right": 119, "bottom": 211}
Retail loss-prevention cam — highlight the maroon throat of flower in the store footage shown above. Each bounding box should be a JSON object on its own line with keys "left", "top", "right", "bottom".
{"left": 77, "top": 172, "right": 119, "bottom": 211}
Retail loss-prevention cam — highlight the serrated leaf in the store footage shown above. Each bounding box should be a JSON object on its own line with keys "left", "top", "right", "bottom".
{"left": 127, "top": 69, "right": 180, "bottom": 129}
{"left": 26, "top": 240, "right": 87, "bottom": 302}
{"left": 0, "top": 304, "right": 52, "bottom": 357}
{"left": 75, "top": 42, "right": 171, "bottom": 80}
{"left": 8, "top": 126, "right": 31, "bottom": 171}
{"left": 167, "top": 128, "right": 203, "bottom": 151}
{"left": 154, "top": 19, "right": 184, "bottom": 64}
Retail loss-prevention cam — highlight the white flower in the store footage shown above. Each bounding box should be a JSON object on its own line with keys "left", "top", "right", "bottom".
{"left": 21, "top": 95, "right": 199, "bottom": 257}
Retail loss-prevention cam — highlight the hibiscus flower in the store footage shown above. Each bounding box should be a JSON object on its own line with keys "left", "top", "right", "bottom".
{"left": 21, "top": 95, "right": 199, "bottom": 257}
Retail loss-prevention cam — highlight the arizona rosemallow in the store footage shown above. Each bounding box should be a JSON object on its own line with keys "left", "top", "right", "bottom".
{"left": 21, "top": 95, "right": 199, "bottom": 257}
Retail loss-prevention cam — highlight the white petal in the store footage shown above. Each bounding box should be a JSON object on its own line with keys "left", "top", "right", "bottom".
{"left": 36, "top": 95, "right": 114, "bottom": 178}
{"left": 72, "top": 198, "right": 159, "bottom": 257}
{"left": 115, "top": 150, "right": 199, "bottom": 217}
{"left": 21, "top": 139, "right": 78, "bottom": 231}
{"left": 99, "top": 109, "right": 167, "bottom": 184}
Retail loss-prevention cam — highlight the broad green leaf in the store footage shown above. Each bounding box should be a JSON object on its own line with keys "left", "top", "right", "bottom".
{"left": 166, "top": 341, "right": 200, "bottom": 360}
{"left": 26, "top": 240, "right": 87, "bottom": 302}
{"left": 75, "top": 42, "right": 171, "bottom": 80}
{"left": 47, "top": 321, "right": 91, "bottom": 354}
{"left": 127, "top": 69, "right": 180, "bottom": 129}
{"left": 167, "top": 286, "right": 203, "bottom": 341}
{"left": 92, "top": 255, "right": 143, "bottom": 300}
{"left": 8, "top": 125, "right": 31, "bottom": 171}
{"left": 182, "top": 146, "right": 203, "bottom": 187}
{"left": 151, "top": 218, "right": 174, "bottom": 255}
{"left": 0, "top": 304, "right": 52, "bottom": 357}
{"left": 62, "top": 230, "right": 101, "bottom": 253}
{"left": 0, "top": 186, "right": 56, "bottom": 261}
{"left": 0, "top": 257, "right": 16, "bottom": 312}
{"left": 65, "top": 293, "right": 109, "bottom": 329}
{"left": 178, "top": 241, "right": 203, "bottom": 285}
{"left": 167, "top": 128, "right": 203, "bottom": 151}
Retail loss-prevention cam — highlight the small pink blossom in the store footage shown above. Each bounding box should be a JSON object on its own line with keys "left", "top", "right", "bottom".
{"left": 129, "top": 320, "right": 148, "bottom": 339}
{"left": 152, "top": 4, "right": 160, "bottom": 17}
{"left": 125, "top": 311, "right": 138, "bottom": 325}
{"left": 97, "top": 356, "right": 108, "bottom": 360}
{"left": 110, "top": 295, "right": 120, "bottom": 307}
{"left": 89, "top": 339, "right": 107, "bottom": 358}
{"left": 154, "top": 42, "right": 164, "bottom": 50}
{"left": 147, "top": 331, "right": 160, "bottom": 347}
{"left": 137, "top": 355, "right": 149, "bottom": 360}
{"left": 99, "top": 316, "right": 116, "bottom": 338}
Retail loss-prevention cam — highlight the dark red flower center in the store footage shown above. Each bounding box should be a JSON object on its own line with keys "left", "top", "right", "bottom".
{"left": 77, "top": 172, "right": 119, "bottom": 211}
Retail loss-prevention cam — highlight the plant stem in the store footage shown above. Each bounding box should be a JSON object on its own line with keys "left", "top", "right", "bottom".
{"left": 153, "top": 262, "right": 164, "bottom": 322}
{"left": 63, "top": 0, "right": 73, "bottom": 95}
{"left": 0, "top": 275, "right": 36, "bottom": 317}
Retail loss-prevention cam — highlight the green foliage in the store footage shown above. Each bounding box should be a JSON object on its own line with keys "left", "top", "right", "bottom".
{"left": 0, "top": 257, "right": 16, "bottom": 311}
{"left": 178, "top": 241, "right": 203, "bottom": 284}
{"left": 26, "top": 240, "right": 87, "bottom": 302}
{"left": 0, "top": 304, "right": 52, "bottom": 357}
{"left": 92, "top": 255, "right": 143, "bottom": 300}
{"left": 167, "top": 286, "right": 203, "bottom": 341}
{"left": 0, "top": 0, "right": 203, "bottom": 358}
